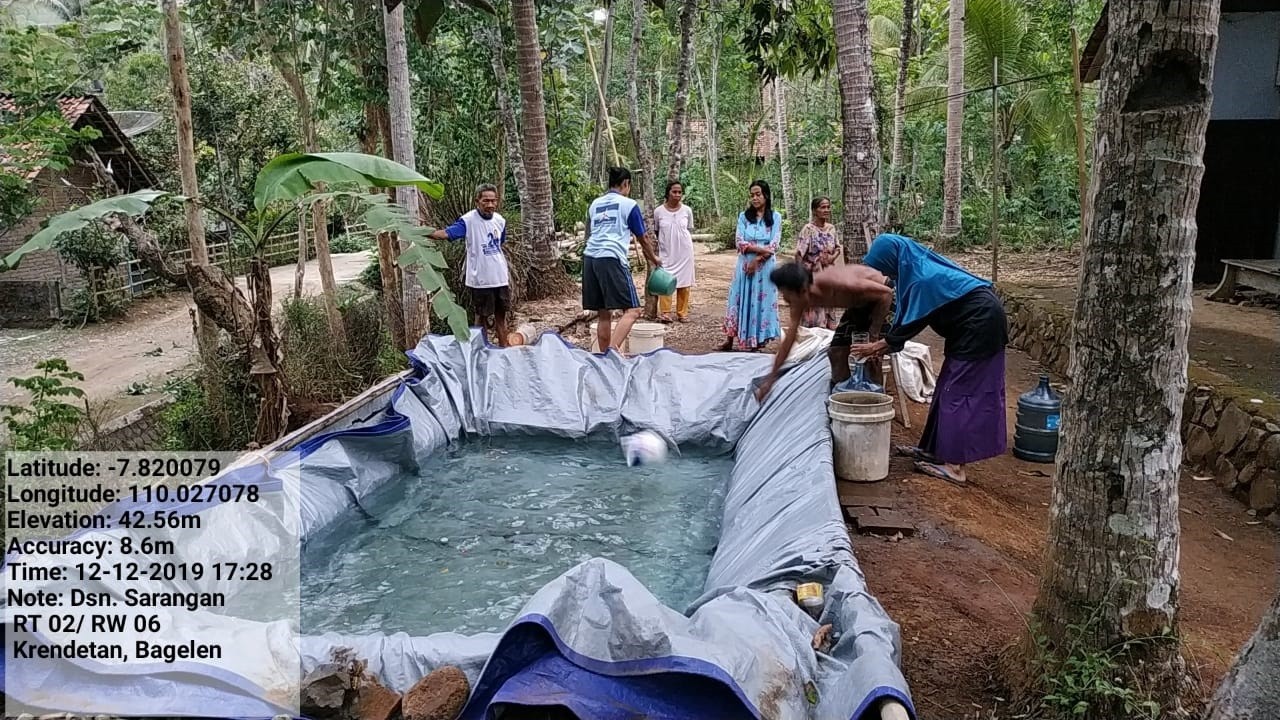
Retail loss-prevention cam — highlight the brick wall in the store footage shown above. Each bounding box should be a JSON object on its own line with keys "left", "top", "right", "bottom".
{"left": 0, "top": 164, "right": 95, "bottom": 289}
{"left": 0, "top": 280, "right": 61, "bottom": 326}
{"left": 998, "top": 283, "right": 1280, "bottom": 524}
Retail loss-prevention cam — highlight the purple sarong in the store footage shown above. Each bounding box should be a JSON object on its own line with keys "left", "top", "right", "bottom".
{"left": 918, "top": 350, "right": 1007, "bottom": 465}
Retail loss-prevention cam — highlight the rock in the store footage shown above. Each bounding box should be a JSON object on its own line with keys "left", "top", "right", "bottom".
{"left": 1185, "top": 426, "right": 1215, "bottom": 465}
{"left": 1266, "top": 423, "right": 1279, "bottom": 433}
{"left": 1238, "top": 463, "right": 1259, "bottom": 491}
{"left": 1214, "top": 403, "right": 1252, "bottom": 455}
{"left": 1261, "top": 434, "right": 1280, "bottom": 470}
{"left": 301, "top": 664, "right": 353, "bottom": 720}
{"left": 1267, "top": 511, "right": 1280, "bottom": 529}
{"left": 1201, "top": 402, "right": 1220, "bottom": 430}
{"left": 1248, "top": 470, "right": 1279, "bottom": 514}
{"left": 403, "top": 667, "right": 469, "bottom": 720}
{"left": 355, "top": 678, "right": 402, "bottom": 720}
{"left": 1252, "top": 415, "right": 1270, "bottom": 428}
{"left": 1215, "top": 457, "right": 1239, "bottom": 492}
{"left": 1241, "top": 427, "right": 1268, "bottom": 456}
{"left": 1191, "top": 395, "right": 1210, "bottom": 424}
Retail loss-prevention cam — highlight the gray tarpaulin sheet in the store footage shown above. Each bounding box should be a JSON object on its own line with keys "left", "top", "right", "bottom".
{"left": 2, "top": 330, "right": 914, "bottom": 720}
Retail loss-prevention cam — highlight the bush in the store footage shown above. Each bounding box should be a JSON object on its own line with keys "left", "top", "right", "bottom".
{"left": 712, "top": 216, "right": 738, "bottom": 251}
{"left": 358, "top": 257, "right": 384, "bottom": 296}
{"left": 1, "top": 358, "right": 86, "bottom": 450}
{"left": 280, "top": 289, "right": 400, "bottom": 403}
{"left": 160, "top": 349, "right": 259, "bottom": 451}
{"left": 330, "top": 232, "right": 376, "bottom": 254}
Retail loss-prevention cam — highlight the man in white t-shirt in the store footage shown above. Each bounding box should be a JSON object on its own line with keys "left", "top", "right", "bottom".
{"left": 431, "top": 184, "right": 512, "bottom": 346}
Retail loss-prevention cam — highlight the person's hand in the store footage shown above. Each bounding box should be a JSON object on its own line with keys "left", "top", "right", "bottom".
{"left": 850, "top": 339, "right": 888, "bottom": 360}
{"left": 743, "top": 257, "right": 758, "bottom": 276}
{"left": 756, "top": 377, "right": 775, "bottom": 402}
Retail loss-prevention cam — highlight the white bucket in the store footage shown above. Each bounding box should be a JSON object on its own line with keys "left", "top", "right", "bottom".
{"left": 828, "top": 391, "right": 896, "bottom": 482}
{"left": 629, "top": 322, "right": 666, "bottom": 354}
{"left": 589, "top": 322, "right": 628, "bottom": 354}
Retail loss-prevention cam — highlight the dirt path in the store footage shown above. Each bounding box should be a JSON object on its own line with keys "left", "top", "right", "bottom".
{"left": 0, "top": 252, "right": 373, "bottom": 418}
{"left": 532, "top": 246, "right": 1275, "bottom": 718}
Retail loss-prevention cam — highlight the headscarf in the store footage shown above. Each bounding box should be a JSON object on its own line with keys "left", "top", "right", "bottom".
{"left": 862, "top": 233, "right": 990, "bottom": 326}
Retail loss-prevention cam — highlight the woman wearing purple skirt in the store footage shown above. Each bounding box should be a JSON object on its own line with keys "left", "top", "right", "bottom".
{"left": 851, "top": 234, "right": 1008, "bottom": 485}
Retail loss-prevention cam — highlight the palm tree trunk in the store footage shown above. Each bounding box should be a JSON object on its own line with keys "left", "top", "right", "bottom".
{"left": 832, "top": 0, "right": 880, "bottom": 260}
{"left": 511, "top": 0, "right": 569, "bottom": 300}
{"left": 885, "top": 0, "right": 915, "bottom": 227}
{"left": 665, "top": 0, "right": 697, "bottom": 183}
{"left": 588, "top": 0, "right": 615, "bottom": 183}
{"left": 383, "top": 2, "right": 430, "bottom": 344}
{"left": 939, "top": 0, "right": 965, "bottom": 245}
{"left": 1026, "top": 1, "right": 1221, "bottom": 713}
{"left": 772, "top": 79, "right": 796, "bottom": 224}
{"left": 485, "top": 21, "right": 529, "bottom": 210}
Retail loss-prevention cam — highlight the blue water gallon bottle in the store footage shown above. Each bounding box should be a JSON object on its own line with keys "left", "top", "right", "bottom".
{"left": 1013, "top": 374, "right": 1061, "bottom": 463}
{"left": 833, "top": 359, "right": 884, "bottom": 395}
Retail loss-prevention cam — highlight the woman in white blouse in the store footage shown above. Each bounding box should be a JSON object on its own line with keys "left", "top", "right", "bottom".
{"left": 652, "top": 180, "right": 696, "bottom": 322}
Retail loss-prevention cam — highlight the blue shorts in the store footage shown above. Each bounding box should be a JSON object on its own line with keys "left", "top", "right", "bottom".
{"left": 582, "top": 256, "right": 638, "bottom": 311}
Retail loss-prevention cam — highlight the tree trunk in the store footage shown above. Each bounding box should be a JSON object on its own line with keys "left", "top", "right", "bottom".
{"left": 695, "top": 66, "right": 720, "bottom": 219}
{"left": 625, "top": 0, "right": 660, "bottom": 319}
{"left": 665, "top": 0, "right": 697, "bottom": 184}
{"left": 588, "top": 0, "right": 615, "bottom": 183}
{"left": 1206, "top": 589, "right": 1280, "bottom": 720}
{"left": 161, "top": 0, "right": 219, "bottom": 360}
{"left": 706, "top": 0, "right": 727, "bottom": 215}
{"left": 383, "top": 2, "right": 430, "bottom": 345}
{"left": 1026, "top": 2, "right": 1221, "bottom": 714}
{"left": 885, "top": 0, "right": 915, "bottom": 227}
{"left": 294, "top": 210, "right": 307, "bottom": 299}
{"left": 772, "top": 79, "right": 796, "bottom": 224}
{"left": 486, "top": 21, "right": 529, "bottom": 211}
{"left": 938, "top": 0, "right": 965, "bottom": 245}
{"left": 511, "top": 0, "right": 570, "bottom": 300}
{"left": 832, "top": 0, "right": 880, "bottom": 261}
{"left": 276, "top": 60, "right": 347, "bottom": 354}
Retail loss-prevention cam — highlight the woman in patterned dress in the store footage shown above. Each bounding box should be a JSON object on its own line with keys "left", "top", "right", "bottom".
{"left": 721, "top": 180, "right": 782, "bottom": 351}
{"left": 793, "top": 196, "right": 842, "bottom": 329}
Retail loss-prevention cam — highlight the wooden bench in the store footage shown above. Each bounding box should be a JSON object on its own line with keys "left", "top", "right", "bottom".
{"left": 1208, "top": 259, "right": 1280, "bottom": 301}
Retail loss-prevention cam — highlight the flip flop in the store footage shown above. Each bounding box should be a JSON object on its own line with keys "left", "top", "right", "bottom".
{"left": 914, "top": 461, "right": 966, "bottom": 486}
{"left": 895, "top": 445, "right": 935, "bottom": 461}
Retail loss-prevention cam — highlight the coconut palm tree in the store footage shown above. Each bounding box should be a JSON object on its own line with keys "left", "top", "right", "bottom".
{"left": 831, "top": 0, "right": 880, "bottom": 260}
{"left": 939, "top": 0, "right": 965, "bottom": 246}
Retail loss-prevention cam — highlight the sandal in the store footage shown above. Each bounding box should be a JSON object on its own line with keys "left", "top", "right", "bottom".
{"left": 914, "top": 461, "right": 966, "bottom": 486}
{"left": 658, "top": 315, "right": 674, "bottom": 324}
{"left": 895, "top": 444, "right": 936, "bottom": 462}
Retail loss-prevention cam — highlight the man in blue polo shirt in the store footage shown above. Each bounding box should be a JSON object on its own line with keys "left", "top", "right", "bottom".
{"left": 584, "top": 166, "right": 661, "bottom": 353}
{"left": 431, "top": 183, "right": 512, "bottom": 346}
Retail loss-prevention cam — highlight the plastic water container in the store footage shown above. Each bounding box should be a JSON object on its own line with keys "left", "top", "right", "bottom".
{"left": 629, "top": 322, "right": 666, "bottom": 354}
{"left": 1013, "top": 374, "right": 1062, "bottom": 463}
{"left": 833, "top": 359, "right": 884, "bottom": 394}
{"left": 828, "top": 391, "right": 896, "bottom": 482}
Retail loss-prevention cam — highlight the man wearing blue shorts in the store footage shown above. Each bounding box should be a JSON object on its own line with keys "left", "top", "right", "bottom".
{"left": 583, "top": 167, "right": 661, "bottom": 353}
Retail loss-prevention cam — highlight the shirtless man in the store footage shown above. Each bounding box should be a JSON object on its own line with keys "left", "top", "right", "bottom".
{"left": 756, "top": 262, "right": 894, "bottom": 401}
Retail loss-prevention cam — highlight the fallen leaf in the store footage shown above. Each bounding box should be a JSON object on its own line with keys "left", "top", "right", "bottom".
{"left": 1193, "top": 475, "right": 1213, "bottom": 482}
{"left": 1018, "top": 469, "right": 1050, "bottom": 478}
{"left": 1214, "top": 529, "right": 1235, "bottom": 542}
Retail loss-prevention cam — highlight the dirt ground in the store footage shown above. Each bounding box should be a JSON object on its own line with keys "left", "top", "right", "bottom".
{"left": 541, "top": 245, "right": 1276, "bottom": 719}
{"left": 0, "top": 251, "right": 373, "bottom": 419}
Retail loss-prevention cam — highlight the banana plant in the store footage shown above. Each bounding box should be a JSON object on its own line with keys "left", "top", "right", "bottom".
{"left": 1, "top": 151, "right": 470, "bottom": 339}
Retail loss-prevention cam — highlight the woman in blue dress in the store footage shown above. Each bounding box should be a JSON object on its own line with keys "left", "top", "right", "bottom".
{"left": 721, "top": 180, "right": 782, "bottom": 351}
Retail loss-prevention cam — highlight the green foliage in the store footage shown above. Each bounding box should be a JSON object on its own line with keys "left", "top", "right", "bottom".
{"left": 740, "top": 0, "right": 835, "bottom": 81}
{"left": 1, "top": 190, "right": 167, "bottom": 271}
{"left": 712, "top": 216, "right": 737, "bottom": 251}
{"left": 329, "top": 231, "right": 376, "bottom": 254}
{"left": 358, "top": 256, "right": 384, "bottom": 296}
{"left": 281, "top": 289, "right": 397, "bottom": 403}
{"left": 1030, "top": 619, "right": 1171, "bottom": 720}
{"left": 159, "top": 368, "right": 257, "bottom": 451}
{"left": 1, "top": 358, "right": 86, "bottom": 450}
{"left": 253, "top": 152, "right": 444, "bottom": 212}
{"left": 54, "top": 216, "right": 127, "bottom": 274}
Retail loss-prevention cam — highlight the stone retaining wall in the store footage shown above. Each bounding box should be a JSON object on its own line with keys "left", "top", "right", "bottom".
{"left": 998, "top": 283, "right": 1280, "bottom": 523}
{"left": 81, "top": 398, "right": 173, "bottom": 451}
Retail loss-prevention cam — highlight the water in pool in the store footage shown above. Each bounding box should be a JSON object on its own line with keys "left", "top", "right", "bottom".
{"left": 301, "top": 435, "right": 732, "bottom": 635}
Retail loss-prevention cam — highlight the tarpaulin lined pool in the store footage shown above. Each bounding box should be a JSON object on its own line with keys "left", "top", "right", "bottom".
{"left": 302, "top": 437, "right": 731, "bottom": 635}
{"left": 1, "top": 330, "right": 917, "bottom": 720}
